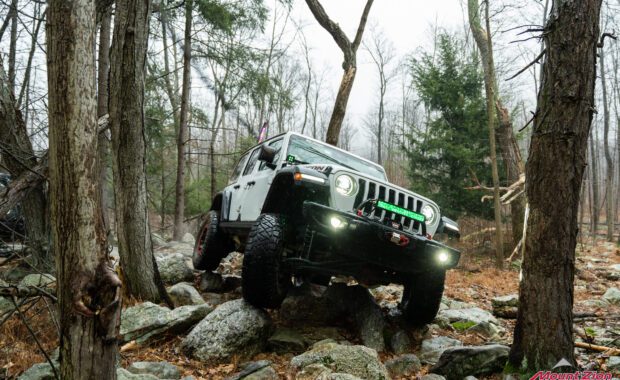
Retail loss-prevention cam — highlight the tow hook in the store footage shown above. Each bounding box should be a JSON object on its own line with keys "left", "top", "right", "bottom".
{"left": 387, "top": 231, "right": 410, "bottom": 247}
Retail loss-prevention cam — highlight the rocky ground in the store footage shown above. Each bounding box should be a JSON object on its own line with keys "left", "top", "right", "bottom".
{"left": 1, "top": 234, "right": 619, "bottom": 380}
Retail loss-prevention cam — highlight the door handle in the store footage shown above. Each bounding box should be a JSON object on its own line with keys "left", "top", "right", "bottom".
{"left": 246, "top": 181, "right": 256, "bottom": 186}
{"left": 233, "top": 185, "right": 240, "bottom": 190}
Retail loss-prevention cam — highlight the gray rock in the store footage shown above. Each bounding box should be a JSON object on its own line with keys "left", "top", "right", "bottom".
{"left": 420, "top": 375, "right": 446, "bottom": 380}
{"left": 385, "top": 354, "right": 421, "bottom": 378}
{"left": 491, "top": 294, "right": 518, "bottom": 308}
{"left": 242, "top": 366, "right": 278, "bottom": 380}
{"left": 117, "top": 368, "right": 159, "bottom": 380}
{"left": 438, "top": 307, "right": 498, "bottom": 325}
{"left": 325, "top": 284, "right": 386, "bottom": 351}
{"left": 19, "top": 274, "right": 55, "bottom": 288}
{"left": 328, "top": 375, "right": 364, "bottom": 380}
{"left": 156, "top": 253, "right": 194, "bottom": 285}
{"left": 226, "top": 360, "right": 275, "bottom": 380}
{"left": 603, "top": 287, "right": 620, "bottom": 305}
{"left": 466, "top": 321, "right": 502, "bottom": 338}
{"left": 419, "top": 336, "right": 463, "bottom": 364}
{"left": 431, "top": 344, "right": 510, "bottom": 380}
{"left": 290, "top": 341, "right": 390, "bottom": 380}
{"left": 463, "top": 377, "right": 478, "bottom": 380}
{"left": 120, "top": 302, "right": 212, "bottom": 343}
{"left": 295, "top": 363, "right": 332, "bottom": 380}
{"left": 182, "top": 233, "right": 195, "bottom": 244}
{"left": 127, "top": 361, "right": 181, "bottom": 379}
{"left": 0, "top": 296, "right": 14, "bottom": 315}
{"left": 608, "top": 356, "right": 620, "bottom": 371}
{"left": 199, "top": 272, "right": 224, "bottom": 292}
{"left": 168, "top": 282, "right": 205, "bottom": 307}
{"left": 160, "top": 241, "right": 194, "bottom": 258}
{"left": 17, "top": 361, "right": 58, "bottom": 380}
{"left": 390, "top": 330, "right": 413, "bottom": 354}
{"left": 151, "top": 233, "right": 167, "bottom": 247}
{"left": 280, "top": 287, "right": 343, "bottom": 326}
{"left": 182, "top": 299, "right": 273, "bottom": 362}
{"left": 268, "top": 328, "right": 307, "bottom": 354}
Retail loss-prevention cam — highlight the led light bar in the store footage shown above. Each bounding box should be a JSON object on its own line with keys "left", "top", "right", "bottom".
{"left": 376, "top": 200, "right": 426, "bottom": 223}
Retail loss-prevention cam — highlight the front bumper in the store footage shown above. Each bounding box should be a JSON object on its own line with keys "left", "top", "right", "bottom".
{"left": 294, "top": 201, "right": 461, "bottom": 277}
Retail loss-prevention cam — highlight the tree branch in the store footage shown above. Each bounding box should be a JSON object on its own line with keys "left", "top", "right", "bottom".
{"left": 351, "top": 0, "right": 374, "bottom": 52}
{"left": 304, "top": 0, "right": 352, "bottom": 57}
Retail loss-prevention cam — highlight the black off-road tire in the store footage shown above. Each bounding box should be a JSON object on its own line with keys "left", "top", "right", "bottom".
{"left": 401, "top": 270, "right": 446, "bottom": 325}
{"left": 242, "top": 213, "right": 291, "bottom": 308}
{"left": 192, "top": 210, "right": 232, "bottom": 271}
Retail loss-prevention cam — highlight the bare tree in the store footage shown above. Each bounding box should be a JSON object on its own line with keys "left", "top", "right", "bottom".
{"left": 599, "top": 43, "right": 615, "bottom": 241}
{"left": 47, "top": 0, "right": 121, "bottom": 377}
{"left": 109, "top": 0, "right": 169, "bottom": 302}
{"left": 364, "top": 25, "right": 396, "bottom": 165}
{"left": 468, "top": 0, "right": 504, "bottom": 266}
{"left": 304, "top": 0, "right": 374, "bottom": 145}
{"left": 508, "top": 0, "right": 603, "bottom": 371}
{"left": 173, "top": 0, "right": 193, "bottom": 240}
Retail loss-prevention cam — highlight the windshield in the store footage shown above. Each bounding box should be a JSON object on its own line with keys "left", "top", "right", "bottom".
{"left": 286, "top": 135, "right": 387, "bottom": 180}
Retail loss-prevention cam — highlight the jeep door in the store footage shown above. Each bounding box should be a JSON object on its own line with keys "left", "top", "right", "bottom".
{"left": 225, "top": 152, "right": 250, "bottom": 221}
{"left": 239, "top": 138, "right": 284, "bottom": 221}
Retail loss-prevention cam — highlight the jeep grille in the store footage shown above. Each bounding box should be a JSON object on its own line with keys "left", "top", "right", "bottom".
{"left": 354, "top": 178, "right": 425, "bottom": 234}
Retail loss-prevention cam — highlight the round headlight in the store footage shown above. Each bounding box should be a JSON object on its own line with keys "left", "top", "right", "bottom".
{"left": 335, "top": 174, "right": 356, "bottom": 196}
{"left": 421, "top": 204, "right": 438, "bottom": 225}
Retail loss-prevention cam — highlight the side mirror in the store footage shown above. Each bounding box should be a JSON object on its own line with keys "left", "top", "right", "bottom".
{"left": 436, "top": 216, "right": 460, "bottom": 240}
{"left": 258, "top": 144, "right": 277, "bottom": 164}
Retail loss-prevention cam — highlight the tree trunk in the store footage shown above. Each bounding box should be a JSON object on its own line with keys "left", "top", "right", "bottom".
{"left": 467, "top": 0, "right": 504, "bottom": 265}
{"left": 0, "top": 60, "right": 50, "bottom": 270}
{"left": 304, "top": 0, "right": 373, "bottom": 146}
{"left": 8, "top": 0, "right": 17, "bottom": 95}
{"left": 173, "top": 0, "right": 193, "bottom": 240}
{"left": 508, "top": 0, "right": 602, "bottom": 372}
{"left": 589, "top": 128, "right": 599, "bottom": 236}
{"left": 47, "top": 0, "right": 121, "bottom": 378}
{"left": 599, "top": 46, "right": 614, "bottom": 241}
{"left": 97, "top": 5, "right": 112, "bottom": 235}
{"left": 109, "top": 0, "right": 169, "bottom": 303}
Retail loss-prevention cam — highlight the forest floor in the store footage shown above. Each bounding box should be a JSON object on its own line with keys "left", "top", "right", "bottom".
{"left": 1, "top": 235, "right": 619, "bottom": 379}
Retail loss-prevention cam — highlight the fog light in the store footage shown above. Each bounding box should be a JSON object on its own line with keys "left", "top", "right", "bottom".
{"left": 437, "top": 251, "right": 449, "bottom": 263}
{"left": 330, "top": 216, "right": 346, "bottom": 229}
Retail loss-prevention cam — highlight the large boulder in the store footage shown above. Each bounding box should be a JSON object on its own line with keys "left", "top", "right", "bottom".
{"left": 156, "top": 253, "right": 194, "bottom": 285}
{"left": 418, "top": 336, "right": 463, "bottom": 364}
{"left": 267, "top": 328, "right": 308, "bottom": 354}
{"left": 181, "top": 299, "right": 273, "bottom": 362}
{"left": 491, "top": 294, "right": 518, "bottom": 318}
{"left": 602, "top": 287, "right": 620, "bottom": 305}
{"left": 290, "top": 340, "right": 390, "bottom": 380}
{"left": 126, "top": 361, "right": 181, "bottom": 379}
{"left": 385, "top": 354, "right": 421, "bottom": 378}
{"left": 120, "top": 302, "right": 212, "bottom": 343}
{"left": 438, "top": 307, "right": 498, "bottom": 325}
{"left": 117, "top": 368, "right": 159, "bottom": 380}
{"left": 17, "top": 361, "right": 58, "bottom": 380}
{"left": 281, "top": 284, "right": 386, "bottom": 351}
{"left": 430, "top": 344, "right": 510, "bottom": 380}
{"left": 19, "top": 274, "right": 55, "bottom": 289}
{"left": 167, "top": 282, "right": 205, "bottom": 307}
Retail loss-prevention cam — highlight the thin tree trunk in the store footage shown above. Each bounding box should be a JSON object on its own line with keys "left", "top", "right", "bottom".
{"left": 599, "top": 46, "right": 614, "bottom": 241}
{"left": 17, "top": 4, "right": 43, "bottom": 110}
{"left": 304, "top": 0, "right": 373, "bottom": 146}
{"left": 8, "top": 0, "right": 17, "bottom": 95}
{"left": 468, "top": 0, "right": 504, "bottom": 266}
{"left": 47, "top": 0, "right": 121, "bottom": 378}
{"left": 109, "top": 0, "right": 169, "bottom": 303}
{"left": 508, "top": 0, "right": 602, "bottom": 371}
{"left": 97, "top": 5, "right": 112, "bottom": 236}
{"left": 173, "top": 0, "right": 192, "bottom": 240}
{"left": 590, "top": 128, "right": 600, "bottom": 236}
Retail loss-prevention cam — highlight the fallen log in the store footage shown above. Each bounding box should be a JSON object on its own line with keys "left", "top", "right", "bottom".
{"left": 574, "top": 341, "right": 620, "bottom": 355}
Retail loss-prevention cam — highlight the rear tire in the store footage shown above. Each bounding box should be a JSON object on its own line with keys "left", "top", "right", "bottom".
{"left": 242, "top": 213, "right": 291, "bottom": 308}
{"left": 192, "top": 210, "right": 232, "bottom": 271}
{"left": 401, "top": 270, "right": 446, "bottom": 326}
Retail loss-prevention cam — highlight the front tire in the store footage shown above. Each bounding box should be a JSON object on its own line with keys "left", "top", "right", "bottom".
{"left": 242, "top": 213, "right": 291, "bottom": 308}
{"left": 401, "top": 270, "right": 446, "bottom": 325}
{"left": 192, "top": 211, "right": 232, "bottom": 271}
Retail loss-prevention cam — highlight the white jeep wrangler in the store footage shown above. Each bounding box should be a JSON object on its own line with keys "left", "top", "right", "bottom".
{"left": 193, "top": 132, "right": 460, "bottom": 325}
